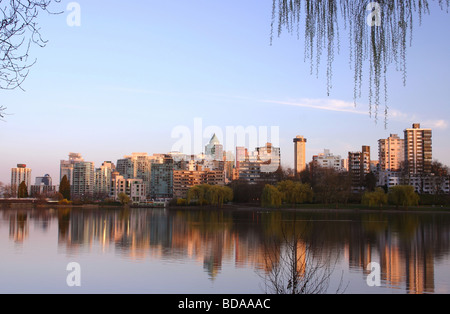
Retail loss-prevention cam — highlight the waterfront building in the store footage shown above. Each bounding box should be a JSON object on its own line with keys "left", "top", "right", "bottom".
{"left": 150, "top": 155, "right": 174, "bottom": 199}
{"left": 117, "top": 153, "right": 164, "bottom": 198}
{"left": 72, "top": 161, "right": 95, "bottom": 200}
{"left": 173, "top": 169, "right": 225, "bottom": 199}
{"left": 31, "top": 174, "right": 56, "bottom": 196}
{"left": 110, "top": 171, "right": 146, "bottom": 204}
{"left": 94, "top": 161, "right": 115, "bottom": 199}
{"left": 60, "top": 153, "right": 84, "bottom": 186}
{"left": 11, "top": 164, "right": 32, "bottom": 196}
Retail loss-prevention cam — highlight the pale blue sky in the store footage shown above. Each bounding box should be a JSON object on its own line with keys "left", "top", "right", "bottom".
{"left": 1, "top": 0, "right": 449, "bottom": 184}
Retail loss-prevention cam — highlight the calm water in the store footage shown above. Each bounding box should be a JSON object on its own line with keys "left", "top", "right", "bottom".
{"left": 1, "top": 206, "right": 449, "bottom": 294}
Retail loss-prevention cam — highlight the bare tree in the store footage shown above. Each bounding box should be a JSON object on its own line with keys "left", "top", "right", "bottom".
{"left": 1, "top": 183, "right": 16, "bottom": 198}
{"left": 1, "top": 0, "right": 61, "bottom": 90}
{"left": 260, "top": 220, "right": 347, "bottom": 294}
{"left": 0, "top": 105, "right": 5, "bottom": 119}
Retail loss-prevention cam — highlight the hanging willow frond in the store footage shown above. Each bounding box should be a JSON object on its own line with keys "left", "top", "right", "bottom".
{"left": 270, "top": 0, "right": 449, "bottom": 127}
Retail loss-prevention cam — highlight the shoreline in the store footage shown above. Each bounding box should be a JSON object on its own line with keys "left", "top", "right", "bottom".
{"left": 1, "top": 200, "right": 449, "bottom": 214}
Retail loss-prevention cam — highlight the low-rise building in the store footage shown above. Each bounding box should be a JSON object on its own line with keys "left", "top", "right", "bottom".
{"left": 378, "top": 170, "right": 450, "bottom": 194}
{"left": 110, "top": 172, "right": 146, "bottom": 204}
{"left": 173, "top": 169, "right": 225, "bottom": 199}
{"left": 312, "top": 149, "right": 344, "bottom": 172}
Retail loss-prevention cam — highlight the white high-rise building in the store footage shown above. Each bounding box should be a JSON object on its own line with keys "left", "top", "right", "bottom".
{"left": 60, "top": 153, "right": 84, "bottom": 185}
{"left": 94, "top": 161, "right": 115, "bottom": 198}
{"left": 378, "top": 134, "right": 405, "bottom": 171}
{"left": 72, "top": 161, "right": 95, "bottom": 200}
{"left": 11, "top": 164, "right": 32, "bottom": 196}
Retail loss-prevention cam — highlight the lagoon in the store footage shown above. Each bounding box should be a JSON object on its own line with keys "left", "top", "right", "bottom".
{"left": 1, "top": 206, "right": 449, "bottom": 294}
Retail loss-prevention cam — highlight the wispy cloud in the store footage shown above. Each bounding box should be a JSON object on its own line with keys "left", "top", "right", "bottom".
{"left": 260, "top": 97, "right": 448, "bottom": 129}
{"left": 260, "top": 98, "right": 368, "bottom": 115}
{"left": 389, "top": 109, "right": 448, "bottom": 130}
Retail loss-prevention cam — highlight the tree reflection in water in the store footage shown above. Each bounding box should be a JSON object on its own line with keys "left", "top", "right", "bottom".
{"left": 260, "top": 218, "right": 348, "bottom": 294}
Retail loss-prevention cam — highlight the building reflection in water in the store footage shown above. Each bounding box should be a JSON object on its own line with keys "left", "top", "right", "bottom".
{"left": 2, "top": 207, "right": 449, "bottom": 293}
{"left": 8, "top": 211, "right": 29, "bottom": 243}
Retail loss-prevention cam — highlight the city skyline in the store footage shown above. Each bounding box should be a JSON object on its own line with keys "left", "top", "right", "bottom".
{"left": 1, "top": 121, "right": 448, "bottom": 186}
{"left": 1, "top": 1, "right": 449, "bottom": 185}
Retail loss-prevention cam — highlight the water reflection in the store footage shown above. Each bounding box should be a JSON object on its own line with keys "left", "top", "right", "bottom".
{"left": 1, "top": 207, "right": 449, "bottom": 293}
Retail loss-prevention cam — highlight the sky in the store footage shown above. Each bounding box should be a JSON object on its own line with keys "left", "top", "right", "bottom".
{"left": 1, "top": 0, "right": 449, "bottom": 184}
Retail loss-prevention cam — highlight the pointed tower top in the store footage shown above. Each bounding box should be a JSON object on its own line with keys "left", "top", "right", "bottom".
{"left": 209, "top": 133, "right": 220, "bottom": 145}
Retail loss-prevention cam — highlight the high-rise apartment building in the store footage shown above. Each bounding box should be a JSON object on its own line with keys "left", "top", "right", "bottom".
{"left": 378, "top": 134, "right": 405, "bottom": 171}
{"left": 205, "top": 134, "right": 223, "bottom": 161}
{"left": 94, "top": 161, "right": 115, "bottom": 198}
{"left": 256, "top": 142, "right": 281, "bottom": 173}
{"left": 235, "top": 146, "right": 246, "bottom": 168}
{"left": 11, "top": 164, "right": 32, "bottom": 196}
{"left": 150, "top": 156, "right": 174, "bottom": 199}
{"left": 60, "top": 153, "right": 84, "bottom": 185}
{"left": 72, "top": 161, "right": 95, "bottom": 199}
{"left": 404, "top": 123, "right": 432, "bottom": 174}
{"left": 116, "top": 158, "right": 134, "bottom": 179}
{"left": 117, "top": 153, "right": 163, "bottom": 198}
{"left": 294, "top": 136, "right": 307, "bottom": 176}
{"left": 348, "top": 146, "right": 371, "bottom": 191}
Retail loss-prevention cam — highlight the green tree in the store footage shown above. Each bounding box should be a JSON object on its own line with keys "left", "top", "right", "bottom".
{"left": 118, "top": 192, "right": 130, "bottom": 205}
{"left": 388, "top": 185, "right": 420, "bottom": 209}
{"left": 187, "top": 184, "right": 233, "bottom": 207}
{"left": 261, "top": 184, "right": 283, "bottom": 208}
{"left": 59, "top": 175, "right": 71, "bottom": 201}
{"left": 18, "top": 181, "right": 28, "bottom": 198}
{"left": 362, "top": 188, "right": 388, "bottom": 208}
{"left": 187, "top": 184, "right": 206, "bottom": 206}
{"left": 276, "top": 180, "right": 313, "bottom": 205}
